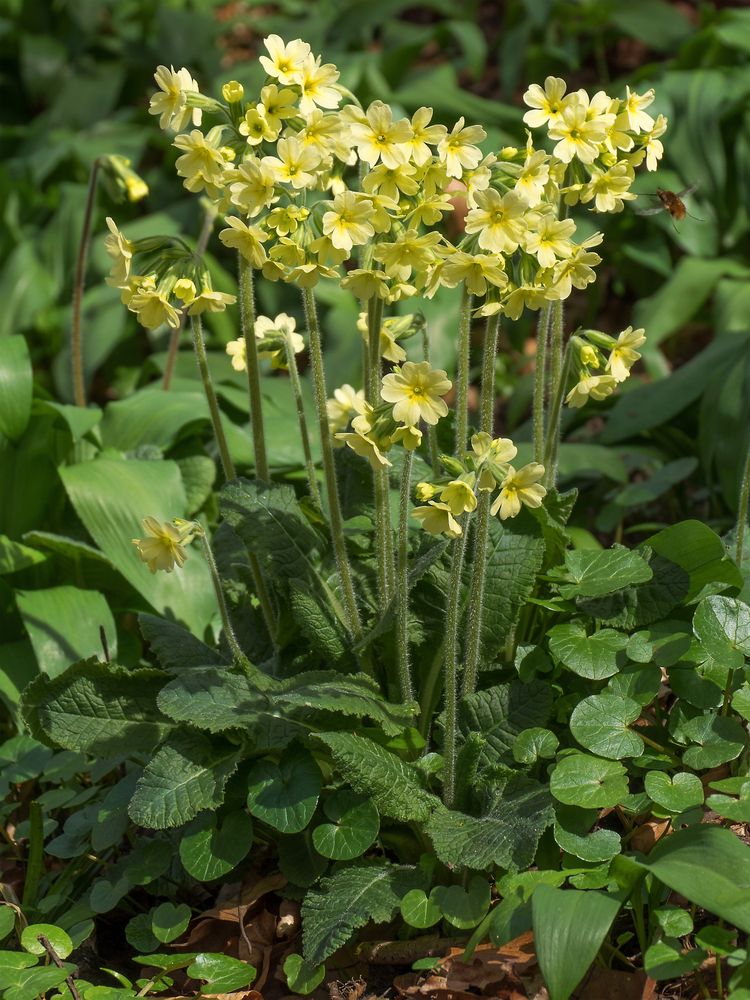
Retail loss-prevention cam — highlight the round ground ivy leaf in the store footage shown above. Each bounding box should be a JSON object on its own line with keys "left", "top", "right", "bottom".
{"left": 278, "top": 831, "right": 328, "bottom": 887}
{"left": 548, "top": 624, "right": 628, "bottom": 680}
{"left": 186, "top": 953, "right": 256, "bottom": 992}
{"left": 512, "top": 727, "right": 559, "bottom": 764}
{"left": 125, "top": 913, "right": 160, "bottom": 953}
{"left": 311, "top": 790, "right": 379, "bottom": 861}
{"left": 550, "top": 754, "right": 629, "bottom": 808}
{"left": 20, "top": 923, "right": 73, "bottom": 959}
{"left": 653, "top": 906, "right": 693, "bottom": 937}
{"left": 400, "top": 889, "right": 442, "bottom": 929}
{"left": 246, "top": 750, "right": 322, "bottom": 834}
{"left": 284, "top": 953, "right": 325, "bottom": 995}
{"left": 693, "top": 595, "right": 750, "bottom": 663}
{"left": 705, "top": 791, "right": 750, "bottom": 823}
{"left": 432, "top": 875, "right": 491, "bottom": 930}
{"left": 731, "top": 682, "right": 750, "bottom": 722}
{"left": 644, "top": 771, "right": 704, "bottom": 813}
{"left": 570, "top": 694, "right": 644, "bottom": 760}
{"left": 606, "top": 662, "right": 661, "bottom": 706}
{"left": 680, "top": 715, "right": 746, "bottom": 769}
{"left": 151, "top": 902, "right": 191, "bottom": 944}
{"left": 0, "top": 906, "right": 15, "bottom": 940}
{"left": 553, "top": 804, "right": 621, "bottom": 863}
{"left": 179, "top": 809, "right": 253, "bottom": 881}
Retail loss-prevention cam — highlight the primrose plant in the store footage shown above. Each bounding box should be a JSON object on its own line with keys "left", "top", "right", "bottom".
{"left": 26, "top": 35, "right": 750, "bottom": 996}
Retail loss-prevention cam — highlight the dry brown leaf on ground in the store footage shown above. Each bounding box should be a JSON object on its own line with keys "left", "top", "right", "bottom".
{"left": 630, "top": 818, "right": 671, "bottom": 853}
{"left": 578, "top": 967, "right": 657, "bottom": 1000}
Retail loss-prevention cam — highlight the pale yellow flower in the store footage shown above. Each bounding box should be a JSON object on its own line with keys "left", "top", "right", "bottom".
{"left": 222, "top": 80, "right": 244, "bottom": 103}
{"left": 219, "top": 217, "right": 269, "bottom": 267}
{"left": 392, "top": 424, "right": 422, "bottom": 451}
{"left": 133, "top": 517, "right": 192, "bottom": 573}
{"left": 438, "top": 117, "right": 487, "bottom": 179}
{"left": 565, "top": 373, "right": 618, "bottom": 408}
{"left": 173, "top": 126, "right": 228, "bottom": 195}
{"left": 440, "top": 479, "right": 477, "bottom": 516}
{"left": 226, "top": 338, "right": 247, "bottom": 372}
{"left": 259, "top": 35, "right": 311, "bottom": 85}
{"left": 228, "top": 157, "right": 277, "bottom": 216}
{"left": 341, "top": 269, "right": 390, "bottom": 301}
{"left": 373, "top": 229, "right": 441, "bottom": 281}
{"left": 255, "top": 313, "right": 304, "bottom": 369}
{"left": 258, "top": 84, "right": 298, "bottom": 131}
{"left": 336, "top": 428, "right": 392, "bottom": 470}
{"left": 548, "top": 102, "right": 607, "bottom": 164}
{"left": 356, "top": 312, "right": 407, "bottom": 363}
{"left": 643, "top": 114, "right": 668, "bottom": 172}
{"left": 415, "top": 482, "right": 437, "bottom": 501}
{"left": 606, "top": 326, "right": 646, "bottom": 382}
{"left": 149, "top": 65, "right": 202, "bottom": 132}
{"left": 129, "top": 286, "right": 182, "bottom": 329}
{"left": 490, "top": 464, "right": 547, "bottom": 519}
{"left": 239, "top": 107, "right": 277, "bottom": 145}
{"left": 525, "top": 216, "right": 576, "bottom": 268}
{"left": 465, "top": 188, "right": 528, "bottom": 254}
{"left": 580, "top": 162, "right": 636, "bottom": 213}
{"left": 187, "top": 288, "right": 237, "bottom": 315}
{"left": 513, "top": 147, "right": 550, "bottom": 207}
{"left": 441, "top": 250, "right": 507, "bottom": 297}
{"left": 173, "top": 278, "right": 196, "bottom": 303}
{"left": 350, "top": 100, "right": 413, "bottom": 169}
{"left": 327, "top": 384, "right": 365, "bottom": 433}
{"left": 362, "top": 162, "right": 419, "bottom": 202}
{"left": 412, "top": 501, "right": 462, "bottom": 538}
{"left": 522, "top": 77, "right": 568, "bottom": 129}
{"left": 262, "top": 136, "right": 321, "bottom": 188}
{"left": 406, "top": 106, "right": 447, "bottom": 166}
{"left": 321, "top": 190, "right": 375, "bottom": 252}
{"left": 380, "top": 361, "right": 451, "bottom": 427}
{"left": 297, "top": 110, "right": 351, "bottom": 161}
{"left": 294, "top": 54, "right": 341, "bottom": 115}
{"left": 103, "top": 217, "right": 133, "bottom": 285}
{"left": 621, "top": 86, "right": 655, "bottom": 134}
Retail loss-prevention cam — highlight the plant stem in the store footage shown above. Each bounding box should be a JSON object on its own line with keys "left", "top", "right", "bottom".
{"left": 38, "top": 934, "right": 81, "bottom": 1000}
{"left": 302, "top": 287, "right": 364, "bottom": 642}
{"left": 543, "top": 300, "right": 565, "bottom": 485}
{"left": 365, "top": 295, "right": 394, "bottom": 609}
{"left": 533, "top": 304, "right": 552, "bottom": 464}
{"left": 736, "top": 440, "right": 750, "bottom": 566}
{"left": 284, "top": 333, "right": 321, "bottom": 506}
{"left": 442, "top": 529, "right": 467, "bottom": 809}
{"left": 454, "top": 284, "right": 472, "bottom": 456}
{"left": 21, "top": 801, "right": 43, "bottom": 911}
{"left": 238, "top": 257, "right": 269, "bottom": 481}
{"left": 190, "top": 315, "right": 236, "bottom": 482}
{"left": 462, "top": 314, "right": 500, "bottom": 697}
{"left": 71, "top": 157, "right": 101, "bottom": 407}
{"left": 163, "top": 206, "right": 216, "bottom": 391}
{"left": 397, "top": 449, "right": 415, "bottom": 703}
{"left": 421, "top": 326, "right": 440, "bottom": 475}
{"left": 365, "top": 295, "right": 384, "bottom": 403}
{"left": 543, "top": 336, "right": 573, "bottom": 489}
{"left": 198, "top": 531, "right": 248, "bottom": 667}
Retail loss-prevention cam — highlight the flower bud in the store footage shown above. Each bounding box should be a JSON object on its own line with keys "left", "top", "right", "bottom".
{"left": 173, "top": 278, "right": 197, "bottom": 303}
{"left": 222, "top": 80, "right": 245, "bottom": 103}
{"left": 415, "top": 482, "right": 436, "bottom": 501}
{"left": 100, "top": 155, "right": 149, "bottom": 204}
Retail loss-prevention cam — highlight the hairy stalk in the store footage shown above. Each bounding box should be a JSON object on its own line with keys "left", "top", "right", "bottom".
{"left": 198, "top": 531, "right": 248, "bottom": 666}
{"left": 238, "top": 257, "right": 269, "bottom": 480}
{"left": 543, "top": 337, "right": 574, "bottom": 488}
{"left": 190, "top": 315, "right": 236, "bottom": 481}
{"left": 421, "top": 325, "right": 440, "bottom": 474}
{"left": 302, "top": 287, "right": 364, "bottom": 641}
{"left": 442, "top": 529, "right": 468, "bottom": 809}
{"left": 454, "top": 284, "right": 473, "bottom": 456}
{"left": 533, "top": 304, "right": 552, "bottom": 464}
{"left": 736, "top": 441, "right": 750, "bottom": 566}
{"left": 462, "top": 314, "right": 500, "bottom": 697}
{"left": 284, "top": 333, "right": 321, "bottom": 506}
{"left": 396, "top": 449, "right": 415, "bottom": 703}
{"left": 163, "top": 207, "right": 216, "bottom": 390}
{"left": 544, "top": 299, "right": 565, "bottom": 482}
{"left": 366, "top": 295, "right": 394, "bottom": 609}
{"left": 21, "top": 801, "right": 43, "bottom": 910}
{"left": 71, "top": 157, "right": 101, "bottom": 407}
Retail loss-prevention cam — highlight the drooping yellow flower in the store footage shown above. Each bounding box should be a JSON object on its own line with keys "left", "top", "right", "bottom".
{"left": 173, "top": 278, "right": 196, "bottom": 303}
{"left": 440, "top": 479, "right": 477, "bottom": 516}
{"left": 327, "top": 384, "right": 365, "bottom": 434}
{"left": 412, "top": 501, "right": 462, "bottom": 538}
{"left": 226, "top": 338, "right": 247, "bottom": 372}
{"left": 103, "top": 217, "right": 133, "bottom": 285}
{"left": 262, "top": 136, "right": 321, "bottom": 189}
{"left": 254, "top": 313, "right": 305, "bottom": 369}
{"left": 336, "top": 427, "right": 392, "bottom": 470}
{"left": 129, "top": 286, "right": 182, "bottom": 329}
{"left": 380, "top": 361, "right": 451, "bottom": 427}
{"left": 441, "top": 250, "right": 508, "bottom": 297}
{"left": 321, "top": 191, "right": 375, "bottom": 252}
{"left": 643, "top": 114, "right": 668, "bottom": 172}
{"left": 149, "top": 65, "right": 202, "bottom": 132}
{"left": 522, "top": 77, "right": 569, "bottom": 129}
{"left": 465, "top": 189, "right": 528, "bottom": 254}
{"left": 228, "top": 157, "right": 277, "bottom": 216}
{"left": 259, "top": 35, "right": 311, "bottom": 85}
{"left": 219, "top": 217, "right": 269, "bottom": 267}
{"left": 437, "top": 117, "right": 487, "bottom": 179}
{"left": 606, "top": 326, "right": 646, "bottom": 382}
{"left": 565, "top": 373, "right": 618, "bottom": 408}
{"left": 341, "top": 269, "right": 390, "bottom": 301}
{"left": 392, "top": 424, "right": 422, "bottom": 451}
{"left": 490, "top": 464, "right": 547, "bottom": 519}
{"left": 350, "top": 100, "right": 413, "bottom": 169}
{"left": 173, "top": 126, "right": 228, "bottom": 195}
{"left": 133, "top": 517, "right": 193, "bottom": 573}
{"left": 355, "top": 313, "right": 406, "bottom": 363}
{"left": 187, "top": 287, "right": 237, "bottom": 315}
{"left": 415, "top": 482, "right": 437, "bottom": 501}
{"left": 621, "top": 86, "right": 655, "bottom": 134}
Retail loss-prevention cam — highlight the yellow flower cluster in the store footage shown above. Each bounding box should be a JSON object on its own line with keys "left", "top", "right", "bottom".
{"left": 133, "top": 517, "right": 197, "bottom": 573}
{"left": 226, "top": 312, "right": 304, "bottom": 372}
{"left": 565, "top": 326, "right": 646, "bottom": 408}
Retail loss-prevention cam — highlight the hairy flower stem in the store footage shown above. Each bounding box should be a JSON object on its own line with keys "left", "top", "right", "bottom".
{"left": 190, "top": 315, "right": 236, "bottom": 482}
{"left": 533, "top": 304, "right": 552, "bottom": 464}
{"left": 543, "top": 337, "right": 574, "bottom": 489}
{"left": 163, "top": 206, "right": 216, "bottom": 391}
{"left": 736, "top": 441, "right": 750, "bottom": 566}
{"left": 544, "top": 300, "right": 565, "bottom": 483}
{"left": 455, "top": 285, "right": 473, "bottom": 456}
{"left": 421, "top": 326, "right": 440, "bottom": 475}
{"left": 302, "top": 287, "right": 364, "bottom": 642}
{"left": 284, "top": 333, "right": 321, "bottom": 506}
{"left": 442, "top": 529, "right": 467, "bottom": 808}
{"left": 71, "top": 157, "right": 101, "bottom": 407}
{"left": 198, "top": 531, "right": 248, "bottom": 668}
{"left": 396, "top": 449, "right": 415, "bottom": 703}
{"left": 366, "top": 295, "right": 394, "bottom": 608}
{"left": 462, "top": 314, "right": 500, "bottom": 697}
{"left": 238, "top": 257, "right": 269, "bottom": 481}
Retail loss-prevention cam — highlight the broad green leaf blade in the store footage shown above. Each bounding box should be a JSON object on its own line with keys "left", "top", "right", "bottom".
{"left": 553, "top": 547, "right": 653, "bottom": 599}
{"left": 20, "top": 658, "right": 172, "bottom": 755}
{"left": 129, "top": 730, "right": 242, "bottom": 829}
{"left": 0, "top": 336, "right": 33, "bottom": 441}
{"left": 0, "top": 536, "right": 46, "bottom": 575}
{"left": 550, "top": 754, "right": 629, "bottom": 809}
{"left": 532, "top": 885, "right": 622, "bottom": 1000}
{"left": 186, "top": 953, "right": 256, "bottom": 992}
{"left": 151, "top": 902, "right": 191, "bottom": 944}
{"left": 569, "top": 694, "right": 644, "bottom": 760}
{"left": 139, "top": 615, "right": 226, "bottom": 672}
{"left": 60, "top": 456, "right": 215, "bottom": 635}
{"left": 246, "top": 749, "right": 322, "bottom": 834}
{"left": 458, "top": 680, "right": 553, "bottom": 768}
{"left": 312, "top": 790, "right": 379, "bottom": 861}
{"left": 644, "top": 772, "right": 704, "bottom": 813}
{"left": 646, "top": 520, "right": 742, "bottom": 602}
{"left": 16, "top": 585, "right": 117, "bottom": 678}
{"left": 432, "top": 876, "right": 490, "bottom": 929}
{"left": 548, "top": 624, "right": 628, "bottom": 680}
{"left": 553, "top": 805, "right": 621, "bottom": 863}
{"left": 693, "top": 595, "right": 750, "bottom": 659}
{"left": 179, "top": 810, "right": 253, "bottom": 882}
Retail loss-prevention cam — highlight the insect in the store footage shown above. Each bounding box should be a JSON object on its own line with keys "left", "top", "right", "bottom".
{"left": 635, "top": 184, "right": 699, "bottom": 222}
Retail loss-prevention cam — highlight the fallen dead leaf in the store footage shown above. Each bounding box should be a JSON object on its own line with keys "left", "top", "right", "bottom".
{"left": 630, "top": 818, "right": 670, "bottom": 853}
{"left": 578, "top": 966, "right": 656, "bottom": 1000}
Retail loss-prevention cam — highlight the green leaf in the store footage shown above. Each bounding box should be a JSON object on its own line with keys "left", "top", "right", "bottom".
{"left": 644, "top": 938, "right": 707, "bottom": 980}
{"left": 680, "top": 714, "right": 746, "bottom": 769}
{"left": 312, "top": 790, "right": 379, "bottom": 861}
{"left": 129, "top": 730, "right": 242, "bottom": 829}
{"left": 20, "top": 659, "right": 171, "bottom": 755}
{"left": 314, "top": 732, "right": 438, "bottom": 822}
{"left": 458, "top": 680, "right": 552, "bottom": 768}
{"left": 576, "top": 552, "right": 689, "bottom": 630}
{"left": 552, "top": 547, "right": 653, "bottom": 599}
{"left": 16, "top": 586, "right": 117, "bottom": 679}
{"left": 400, "top": 889, "right": 442, "bottom": 929}
{"left": 0, "top": 536, "right": 46, "bottom": 575}
{"left": 151, "top": 902, "right": 191, "bottom": 945}
{"left": 426, "top": 777, "right": 554, "bottom": 870}
{"left": 32, "top": 401, "right": 101, "bottom": 442}
{"left": 569, "top": 694, "right": 644, "bottom": 760}
{"left": 61, "top": 456, "right": 215, "bottom": 636}
{"left": 138, "top": 615, "right": 225, "bottom": 672}
{"left": 0, "top": 907, "right": 15, "bottom": 941}
{"left": 246, "top": 749, "right": 322, "bottom": 834}
{"left": 432, "top": 876, "right": 490, "bottom": 930}
{"left": 177, "top": 456, "right": 216, "bottom": 516}
{"left": 550, "top": 754, "right": 628, "bottom": 809}
{"left": 186, "top": 953, "right": 256, "bottom": 993}
{"left": 613, "top": 458, "right": 698, "bottom": 509}
{"left": 20, "top": 923, "right": 73, "bottom": 959}
{"left": 283, "top": 954, "right": 325, "bottom": 995}
{"left": 548, "top": 625, "right": 628, "bottom": 680}
{"left": 732, "top": 682, "right": 750, "bottom": 721}
{"left": 512, "top": 727, "right": 559, "bottom": 764}
{"left": 179, "top": 810, "right": 253, "bottom": 881}
{"left": 0, "top": 336, "right": 33, "bottom": 442}
{"left": 0, "top": 963, "right": 75, "bottom": 1000}
{"left": 157, "top": 670, "right": 269, "bottom": 733}
{"left": 125, "top": 914, "right": 159, "bottom": 954}
{"left": 694, "top": 595, "right": 750, "bottom": 660}
{"left": 653, "top": 906, "right": 694, "bottom": 937}
{"left": 644, "top": 771, "right": 704, "bottom": 813}
{"left": 647, "top": 521, "right": 742, "bottom": 603}
{"left": 301, "top": 861, "right": 422, "bottom": 965}
{"left": 532, "top": 886, "right": 622, "bottom": 1000}
{"left": 553, "top": 805, "right": 621, "bottom": 863}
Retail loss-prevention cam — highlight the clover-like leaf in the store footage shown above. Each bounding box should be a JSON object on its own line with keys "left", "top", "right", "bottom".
{"left": 312, "top": 790, "right": 379, "bottom": 861}
{"left": 644, "top": 939, "right": 706, "bottom": 981}
{"left": 705, "top": 786, "right": 750, "bottom": 822}
{"left": 644, "top": 771, "right": 704, "bottom": 813}
{"left": 606, "top": 662, "right": 661, "bottom": 706}
{"left": 550, "top": 754, "right": 628, "bottom": 808}
{"left": 179, "top": 809, "right": 253, "bottom": 881}
{"left": 400, "top": 889, "right": 442, "bottom": 929}
{"left": 732, "top": 682, "right": 750, "bottom": 722}
{"left": 570, "top": 694, "right": 644, "bottom": 760}
{"left": 246, "top": 749, "right": 322, "bottom": 834}
{"left": 431, "top": 876, "right": 491, "bottom": 930}
{"left": 151, "top": 902, "right": 191, "bottom": 944}
{"left": 548, "top": 625, "right": 628, "bottom": 680}
{"left": 553, "top": 805, "right": 621, "bottom": 863}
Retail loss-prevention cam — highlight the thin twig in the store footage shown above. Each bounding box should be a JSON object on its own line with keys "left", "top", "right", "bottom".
{"left": 38, "top": 935, "right": 81, "bottom": 1000}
